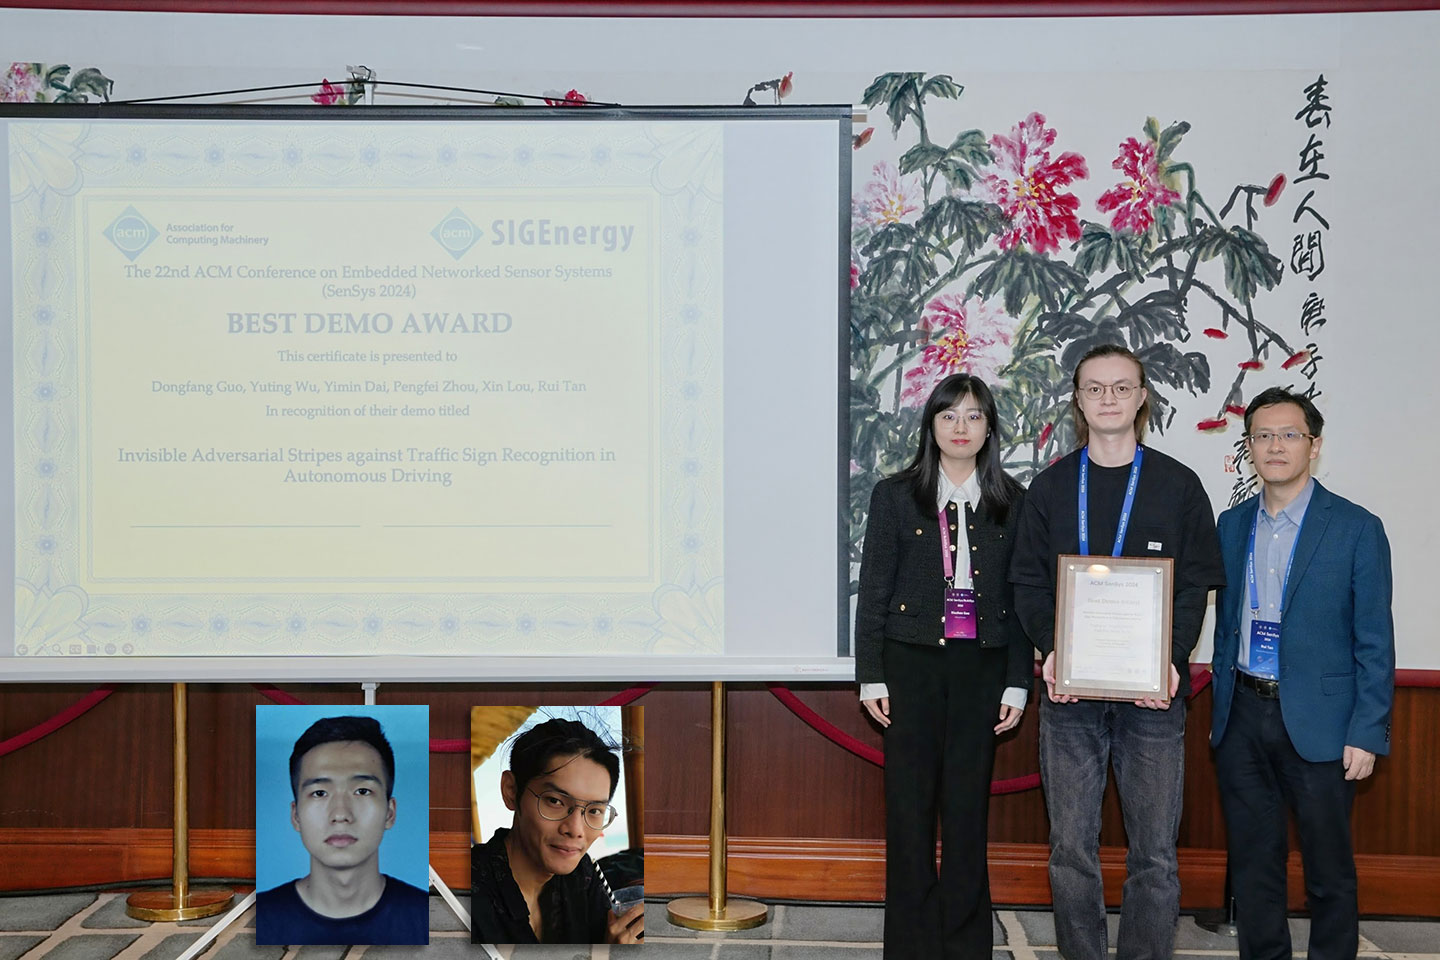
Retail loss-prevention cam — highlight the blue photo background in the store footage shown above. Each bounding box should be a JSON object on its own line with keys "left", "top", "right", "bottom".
{"left": 255, "top": 704, "right": 430, "bottom": 894}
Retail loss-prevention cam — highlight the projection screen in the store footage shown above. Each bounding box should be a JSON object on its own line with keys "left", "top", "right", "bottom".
{"left": 1, "top": 104, "right": 852, "bottom": 681}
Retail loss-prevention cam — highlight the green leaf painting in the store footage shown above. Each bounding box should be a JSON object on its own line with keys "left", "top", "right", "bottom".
{"left": 849, "top": 71, "right": 1298, "bottom": 566}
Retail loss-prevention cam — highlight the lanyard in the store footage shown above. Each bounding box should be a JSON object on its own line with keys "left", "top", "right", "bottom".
{"left": 1078, "top": 445, "right": 1143, "bottom": 557}
{"left": 938, "top": 506, "right": 957, "bottom": 584}
{"left": 1247, "top": 500, "right": 1306, "bottom": 616}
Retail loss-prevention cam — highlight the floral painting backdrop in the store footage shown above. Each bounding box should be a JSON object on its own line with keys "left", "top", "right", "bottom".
{"left": 0, "top": 47, "right": 1356, "bottom": 658}
{"left": 847, "top": 71, "right": 1327, "bottom": 572}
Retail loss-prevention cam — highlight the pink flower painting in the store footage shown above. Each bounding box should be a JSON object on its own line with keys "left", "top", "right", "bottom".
{"left": 900, "top": 294, "right": 1015, "bottom": 406}
{"left": 1096, "top": 137, "right": 1180, "bottom": 234}
{"left": 857, "top": 161, "right": 922, "bottom": 228}
{"left": 310, "top": 79, "right": 346, "bottom": 105}
{"left": 544, "top": 89, "right": 590, "bottom": 107}
{"left": 977, "top": 113, "right": 1088, "bottom": 254}
{"left": 1263, "top": 173, "right": 1287, "bottom": 206}
{"left": 1, "top": 63, "right": 44, "bottom": 103}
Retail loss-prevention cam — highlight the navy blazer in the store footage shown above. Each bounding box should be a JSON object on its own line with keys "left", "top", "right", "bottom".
{"left": 855, "top": 474, "right": 1032, "bottom": 691}
{"left": 1210, "top": 481, "right": 1395, "bottom": 762}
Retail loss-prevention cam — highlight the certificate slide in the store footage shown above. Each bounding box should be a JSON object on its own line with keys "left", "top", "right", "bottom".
{"left": 4, "top": 109, "right": 848, "bottom": 667}
{"left": 84, "top": 190, "right": 660, "bottom": 586}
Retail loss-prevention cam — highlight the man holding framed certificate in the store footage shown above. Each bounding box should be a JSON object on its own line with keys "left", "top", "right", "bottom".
{"left": 1009, "top": 344, "right": 1225, "bottom": 960}
{"left": 1210, "top": 387, "right": 1393, "bottom": 960}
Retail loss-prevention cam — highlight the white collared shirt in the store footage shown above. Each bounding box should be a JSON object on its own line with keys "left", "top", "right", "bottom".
{"left": 861, "top": 468, "right": 1028, "bottom": 711}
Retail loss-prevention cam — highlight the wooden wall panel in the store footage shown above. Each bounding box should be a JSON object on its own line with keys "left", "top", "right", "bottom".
{"left": 1, "top": 680, "right": 1438, "bottom": 908}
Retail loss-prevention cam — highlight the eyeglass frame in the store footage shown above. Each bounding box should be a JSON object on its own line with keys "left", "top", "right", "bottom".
{"left": 1245, "top": 430, "right": 1315, "bottom": 445}
{"left": 526, "top": 786, "right": 618, "bottom": 830}
{"left": 1077, "top": 381, "right": 1141, "bottom": 400}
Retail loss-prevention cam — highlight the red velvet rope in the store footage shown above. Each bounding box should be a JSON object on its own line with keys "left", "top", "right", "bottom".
{"left": 766, "top": 682, "right": 1045, "bottom": 793}
{"left": 0, "top": 685, "right": 114, "bottom": 757}
{"left": 767, "top": 664, "right": 1219, "bottom": 795}
{"left": 2, "top": 668, "right": 1432, "bottom": 765}
{"left": 252, "top": 683, "right": 304, "bottom": 705}
{"left": 599, "top": 684, "right": 654, "bottom": 707}
{"left": 767, "top": 682, "right": 884, "bottom": 766}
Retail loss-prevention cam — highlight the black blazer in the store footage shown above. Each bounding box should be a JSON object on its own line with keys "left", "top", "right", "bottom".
{"left": 856, "top": 474, "right": 1033, "bottom": 690}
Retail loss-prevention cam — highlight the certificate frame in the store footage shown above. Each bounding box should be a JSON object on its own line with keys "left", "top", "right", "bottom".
{"left": 1053, "top": 555, "right": 1174, "bottom": 702}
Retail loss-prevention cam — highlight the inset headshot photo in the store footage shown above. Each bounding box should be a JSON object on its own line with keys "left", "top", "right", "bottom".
{"left": 255, "top": 705, "right": 430, "bottom": 946}
{"left": 470, "top": 705, "right": 643, "bottom": 946}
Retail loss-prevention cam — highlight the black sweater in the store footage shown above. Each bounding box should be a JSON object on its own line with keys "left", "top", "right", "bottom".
{"left": 1007, "top": 446, "right": 1225, "bottom": 696}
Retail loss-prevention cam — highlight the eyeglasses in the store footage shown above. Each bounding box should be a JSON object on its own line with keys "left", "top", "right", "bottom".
{"left": 527, "top": 787, "right": 617, "bottom": 830}
{"left": 1079, "top": 382, "right": 1138, "bottom": 400}
{"left": 1246, "top": 430, "right": 1314, "bottom": 445}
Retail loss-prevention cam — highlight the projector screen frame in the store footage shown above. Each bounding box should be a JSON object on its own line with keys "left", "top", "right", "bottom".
{"left": 1, "top": 101, "right": 857, "bottom": 683}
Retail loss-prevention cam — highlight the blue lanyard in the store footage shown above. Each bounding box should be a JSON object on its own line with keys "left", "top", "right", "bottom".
{"left": 1078, "top": 445, "right": 1143, "bottom": 557}
{"left": 1246, "top": 500, "right": 1306, "bottom": 616}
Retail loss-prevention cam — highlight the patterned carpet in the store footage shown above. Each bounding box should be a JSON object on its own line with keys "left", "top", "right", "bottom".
{"left": 0, "top": 893, "right": 1436, "bottom": 959}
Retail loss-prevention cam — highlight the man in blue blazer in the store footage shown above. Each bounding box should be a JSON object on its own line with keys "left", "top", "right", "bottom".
{"left": 1210, "top": 386, "right": 1394, "bottom": 960}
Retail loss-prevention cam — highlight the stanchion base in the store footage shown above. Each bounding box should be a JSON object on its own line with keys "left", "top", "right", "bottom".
{"left": 126, "top": 887, "right": 235, "bottom": 921}
{"left": 667, "top": 896, "right": 768, "bottom": 931}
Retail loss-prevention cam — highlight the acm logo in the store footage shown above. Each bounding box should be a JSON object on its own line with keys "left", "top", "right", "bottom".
{"left": 103, "top": 206, "right": 159, "bottom": 262}
{"left": 430, "top": 208, "right": 482, "bottom": 261}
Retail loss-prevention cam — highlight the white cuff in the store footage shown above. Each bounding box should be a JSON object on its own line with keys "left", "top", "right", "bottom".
{"left": 1001, "top": 686, "right": 1028, "bottom": 711}
{"left": 860, "top": 682, "right": 889, "bottom": 702}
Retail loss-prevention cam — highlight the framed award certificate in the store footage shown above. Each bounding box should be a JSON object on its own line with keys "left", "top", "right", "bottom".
{"left": 1053, "top": 555, "right": 1174, "bottom": 702}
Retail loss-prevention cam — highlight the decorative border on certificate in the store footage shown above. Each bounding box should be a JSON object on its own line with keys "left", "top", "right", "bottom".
{"left": 1053, "top": 555, "right": 1173, "bottom": 702}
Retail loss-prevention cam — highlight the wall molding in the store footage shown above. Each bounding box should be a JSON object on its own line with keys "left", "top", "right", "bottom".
{"left": 3, "top": 828, "right": 1435, "bottom": 917}
{"left": 645, "top": 835, "right": 1440, "bottom": 916}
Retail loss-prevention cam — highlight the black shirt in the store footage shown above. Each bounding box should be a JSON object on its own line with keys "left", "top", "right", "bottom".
{"left": 1008, "top": 445, "right": 1225, "bottom": 695}
{"left": 470, "top": 828, "right": 613, "bottom": 945}
{"left": 255, "top": 874, "right": 429, "bottom": 945}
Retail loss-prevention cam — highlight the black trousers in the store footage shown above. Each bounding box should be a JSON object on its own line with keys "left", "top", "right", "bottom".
{"left": 882, "top": 639, "right": 1007, "bottom": 960}
{"left": 1214, "top": 682, "right": 1359, "bottom": 960}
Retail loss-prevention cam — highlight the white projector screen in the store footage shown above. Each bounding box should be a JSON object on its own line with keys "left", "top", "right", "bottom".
{"left": 0, "top": 104, "right": 852, "bottom": 681}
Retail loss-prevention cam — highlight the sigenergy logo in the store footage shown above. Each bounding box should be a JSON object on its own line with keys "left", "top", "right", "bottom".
{"left": 431, "top": 208, "right": 482, "bottom": 261}
{"left": 103, "top": 206, "right": 158, "bottom": 262}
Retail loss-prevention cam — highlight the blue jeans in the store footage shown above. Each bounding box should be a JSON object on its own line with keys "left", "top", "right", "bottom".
{"left": 1039, "top": 697, "right": 1186, "bottom": 960}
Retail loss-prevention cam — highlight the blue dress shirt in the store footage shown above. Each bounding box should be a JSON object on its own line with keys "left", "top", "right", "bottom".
{"left": 1239, "top": 478, "right": 1315, "bottom": 677}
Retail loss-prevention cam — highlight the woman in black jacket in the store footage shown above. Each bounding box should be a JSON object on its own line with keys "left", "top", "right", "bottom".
{"left": 856, "top": 373, "right": 1033, "bottom": 960}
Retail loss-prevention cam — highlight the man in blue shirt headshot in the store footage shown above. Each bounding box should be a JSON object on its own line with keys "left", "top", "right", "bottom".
{"left": 1210, "top": 386, "right": 1395, "bottom": 960}
{"left": 256, "top": 715, "right": 429, "bottom": 945}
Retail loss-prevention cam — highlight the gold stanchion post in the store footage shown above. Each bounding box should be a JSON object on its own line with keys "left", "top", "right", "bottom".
{"left": 126, "top": 683, "right": 235, "bottom": 921}
{"left": 666, "top": 681, "right": 768, "bottom": 931}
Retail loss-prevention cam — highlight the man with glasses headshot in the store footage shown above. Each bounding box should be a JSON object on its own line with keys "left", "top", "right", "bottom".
{"left": 471, "top": 717, "right": 643, "bottom": 945}
{"left": 1210, "top": 386, "right": 1394, "bottom": 960}
{"left": 1009, "top": 343, "right": 1225, "bottom": 960}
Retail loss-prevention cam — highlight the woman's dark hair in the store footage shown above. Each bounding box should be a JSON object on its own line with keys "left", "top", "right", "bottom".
{"left": 894, "top": 373, "right": 1023, "bottom": 524}
{"left": 509, "top": 717, "right": 622, "bottom": 800}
